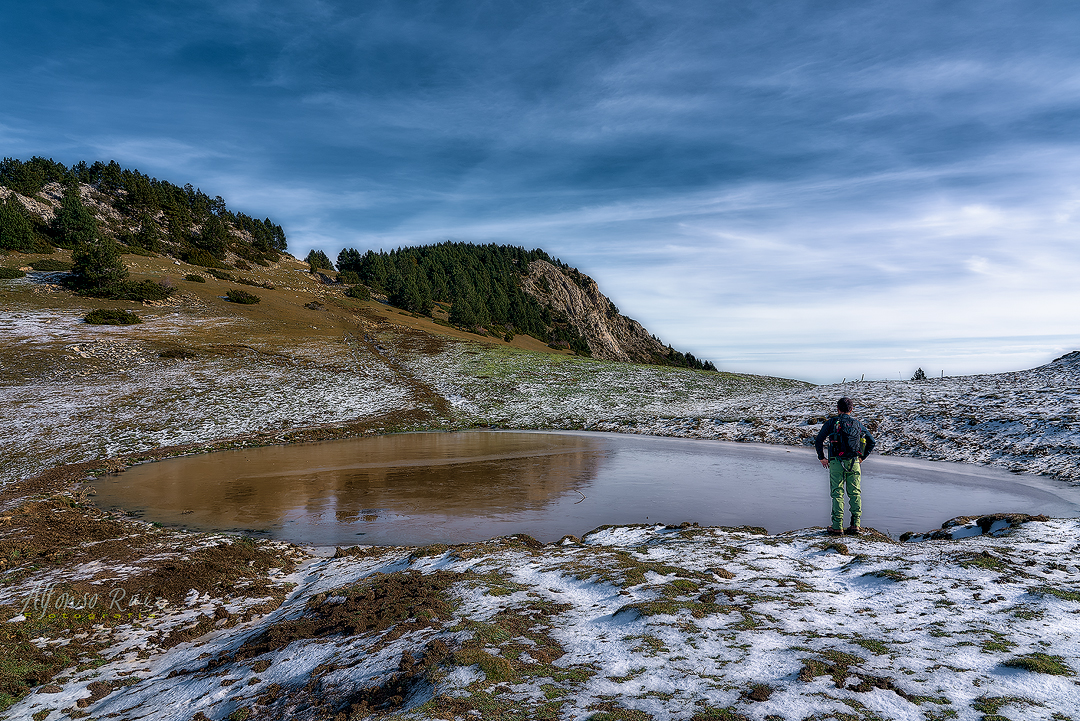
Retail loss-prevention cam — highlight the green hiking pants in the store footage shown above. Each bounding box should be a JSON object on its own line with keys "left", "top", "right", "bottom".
{"left": 829, "top": 458, "right": 862, "bottom": 529}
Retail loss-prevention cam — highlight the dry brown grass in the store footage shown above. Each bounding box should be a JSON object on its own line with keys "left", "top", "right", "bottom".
{"left": 0, "top": 249, "right": 574, "bottom": 391}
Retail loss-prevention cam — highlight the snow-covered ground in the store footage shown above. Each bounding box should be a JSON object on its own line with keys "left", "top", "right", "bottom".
{"left": 3, "top": 310, "right": 1080, "bottom": 719}
{"left": 7, "top": 515, "right": 1078, "bottom": 720}
{"left": 403, "top": 340, "right": 1080, "bottom": 486}
{"left": 4, "top": 298, "right": 1079, "bottom": 489}
{"left": 0, "top": 313, "right": 421, "bottom": 484}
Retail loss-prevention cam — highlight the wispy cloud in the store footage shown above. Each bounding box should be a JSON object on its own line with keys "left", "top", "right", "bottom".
{"left": 3, "top": 0, "right": 1080, "bottom": 382}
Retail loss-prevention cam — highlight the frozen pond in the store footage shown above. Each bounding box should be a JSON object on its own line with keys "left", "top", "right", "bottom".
{"left": 93, "top": 431, "right": 1080, "bottom": 545}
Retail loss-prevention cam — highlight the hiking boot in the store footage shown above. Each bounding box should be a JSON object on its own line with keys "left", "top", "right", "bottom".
{"left": 845, "top": 526, "right": 861, "bottom": 536}
{"left": 827, "top": 527, "right": 844, "bottom": 536}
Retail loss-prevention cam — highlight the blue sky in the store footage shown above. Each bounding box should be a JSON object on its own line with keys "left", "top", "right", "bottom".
{"left": 4, "top": 0, "right": 1080, "bottom": 382}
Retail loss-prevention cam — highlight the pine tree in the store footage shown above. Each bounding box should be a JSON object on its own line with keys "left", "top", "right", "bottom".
{"left": 133, "top": 213, "right": 162, "bottom": 252}
{"left": 193, "top": 215, "right": 229, "bottom": 259}
{"left": 305, "top": 249, "right": 334, "bottom": 272}
{"left": 336, "top": 248, "right": 362, "bottom": 273}
{"left": 70, "top": 236, "right": 128, "bottom": 294}
{"left": 0, "top": 195, "right": 37, "bottom": 251}
{"left": 51, "top": 184, "right": 98, "bottom": 248}
{"left": 449, "top": 291, "right": 478, "bottom": 328}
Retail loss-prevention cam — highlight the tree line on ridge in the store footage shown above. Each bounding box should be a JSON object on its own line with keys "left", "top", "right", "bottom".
{"left": 325, "top": 243, "right": 716, "bottom": 370}
{"left": 0, "top": 157, "right": 286, "bottom": 299}
{"left": 1, "top": 156, "right": 714, "bottom": 370}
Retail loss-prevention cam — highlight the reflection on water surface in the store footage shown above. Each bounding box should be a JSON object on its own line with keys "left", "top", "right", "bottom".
{"left": 95, "top": 431, "right": 1080, "bottom": 545}
{"left": 98, "top": 432, "right": 603, "bottom": 545}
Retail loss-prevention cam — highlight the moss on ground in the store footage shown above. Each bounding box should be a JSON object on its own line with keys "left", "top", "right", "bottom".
{"left": 553, "top": 548, "right": 711, "bottom": 588}
{"left": 972, "top": 695, "right": 1040, "bottom": 721}
{"left": 1002, "top": 652, "right": 1074, "bottom": 676}
{"left": 233, "top": 569, "right": 461, "bottom": 661}
{"left": 1030, "top": 586, "right": 1080, "bottom": 602}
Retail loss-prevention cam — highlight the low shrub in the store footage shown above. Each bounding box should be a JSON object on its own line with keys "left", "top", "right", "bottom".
{"left": 225, "top": 289, "right": 260, "bottom": 304}
{"left": 65, "top": 237, "right": 173, "bottom": 301}
{"left": 0, "top": 267, "right": 26, "bottom": 279}
{"left": 339, "top": 270, "right": 359, "bottom": 285}
{"left": 182, "top": 247, "right": 228, "bottom": 269}
{"left": 29, "top": 259, "right": 72, "bottom": 271}
{"left": 345, "top": 284, "right": 370, "bottom": 300}
{"left": 122, "top": 280, "right": 173, "bottom": 301}
{"left": 74, "top": 278, "right": 176, "bottom": 301}
{"left": 184, "top": 273, "right": 206, "bottom": 283}
{"left": 159, "top": 348, "right": 197, "bottom": 359}
{"left": 236, "top": 276, "right": 274, "bottom": 290}
{"left": 85, "top": 308, "right": 141, "bottom": 325}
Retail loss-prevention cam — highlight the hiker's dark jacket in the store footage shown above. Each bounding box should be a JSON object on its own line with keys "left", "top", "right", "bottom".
{"left": 814, "top": 413, "right": 876, "bottom": 460}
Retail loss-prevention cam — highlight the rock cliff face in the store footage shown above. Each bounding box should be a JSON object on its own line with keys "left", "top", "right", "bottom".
{"left": 520, "top": 259, "right": 670, "bottom": 363}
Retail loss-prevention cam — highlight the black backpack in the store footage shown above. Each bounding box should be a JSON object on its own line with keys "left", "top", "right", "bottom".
{"left": 828, "top": 415, "right": 862, "bottom": 458}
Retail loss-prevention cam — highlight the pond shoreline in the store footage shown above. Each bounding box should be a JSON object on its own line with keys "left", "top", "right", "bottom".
{"left": 1, "top": 427, "right": 1078, "bottom": 718}
{"left": 84, "top": 428, "right": 1080, "bottom": 548}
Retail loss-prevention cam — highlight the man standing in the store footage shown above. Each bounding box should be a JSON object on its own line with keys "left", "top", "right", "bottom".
{"left": 814, "top": 397, "right": 876, "bottom": 536}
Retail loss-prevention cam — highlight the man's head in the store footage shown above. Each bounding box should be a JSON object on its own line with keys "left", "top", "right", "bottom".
{"left": 837, "top": 397, "right": 854, "bottom": 413}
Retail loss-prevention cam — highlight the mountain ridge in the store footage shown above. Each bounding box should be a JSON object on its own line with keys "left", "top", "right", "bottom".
{"left": 335, "top": 242, "right": 716, "bottom": 369}
{"left": 1, "top": 157, "right": 714, "bottom": 369}
{"left": 0, "top": 157, "right": 286, "bottom": 269}
{"left": 521, "top": 258, "right": 704, "bottom": 366}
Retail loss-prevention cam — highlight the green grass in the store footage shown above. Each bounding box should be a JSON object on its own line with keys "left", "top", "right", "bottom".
{"left": 853, "top": 638, "right": 890, "bottom": 655}
{"left": 1002, "top": 652, "right": 1074, "bottom": 676}
{"left": 454, "top": 647, "right": 515, "bottom": 682}
{"left": 0, "top": 628, "right": 78, "bottom": 711}
{"left": 981, "top": 634, "right": 1016, "bottom": 653}
{"left": 1011, "top": 606, "right": 1044, "bottom": 620}
{"left": 972, "top": 695, "right": 1040, "bottom": 721}
{"left": 962, "top": 552, "right": 1010, "bottom": 572}
{"left": 1030, "top": 586, "right": 1080, "bottom": 602}
{"left": 689, "top": 708, "right": 750, "bottom": 721}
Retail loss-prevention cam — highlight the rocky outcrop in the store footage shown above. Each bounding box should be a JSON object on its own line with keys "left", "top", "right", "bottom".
{"left": 521, "top": 259, "right": 670, "bottom": 363}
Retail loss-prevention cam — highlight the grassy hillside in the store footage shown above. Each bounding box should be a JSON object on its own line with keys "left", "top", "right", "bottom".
{"left": 0, "top": 244, "right": 798, "bottom": 485}
{"left": 2, "top": 157, "right": 713, "bottom": 368}
{"left": 0, "top": 156, "right": 285, "bottom": 267}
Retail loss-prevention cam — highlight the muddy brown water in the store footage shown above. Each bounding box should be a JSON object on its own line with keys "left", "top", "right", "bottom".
{"left": 93, "top": 431, "right": 1080, "bottom": 545}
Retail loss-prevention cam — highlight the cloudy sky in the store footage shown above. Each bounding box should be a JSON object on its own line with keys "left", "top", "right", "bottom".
{"left": 4, "top": 0, "right": 1079, "bottom": 382}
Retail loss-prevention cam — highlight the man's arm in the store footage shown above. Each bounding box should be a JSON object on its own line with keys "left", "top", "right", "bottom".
{"left": 861, "top": 426, "right": 876, "bottom": 459}
{"left": 812, "top": 418, "right": 829, "bottom": 464}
